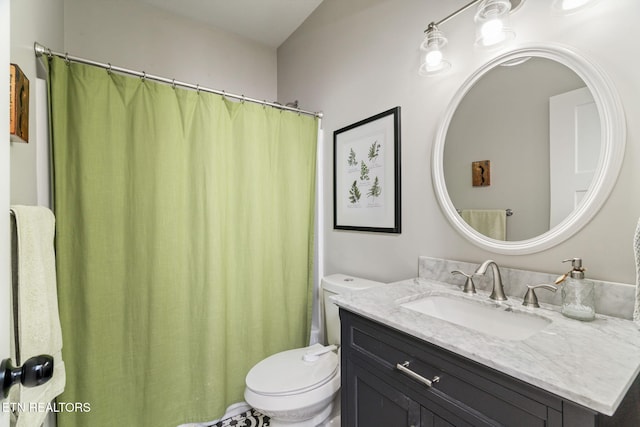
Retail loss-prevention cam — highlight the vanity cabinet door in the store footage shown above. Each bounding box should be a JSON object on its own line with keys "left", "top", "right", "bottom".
{"left": 421, "top": 407, "right": 458, "bottom": 427}
{"left": 344, "top": 359, "right": 421, "bottom": 427}
{"left": 343, "top": 357, "right": 475, "bottom": 427}
{"left": 340, "top": 309, "right": 563, "bottom": 427}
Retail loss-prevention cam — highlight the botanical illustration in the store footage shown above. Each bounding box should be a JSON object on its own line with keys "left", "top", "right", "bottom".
{"left": 347, "top": 148, "right": 357, "bottom": 167}
{"left": 360, "top": 160, "right": 370, "bottom": 181}
{"left": 368, "top": 140, "right": 380, "bottom": 163}
{"left": 367, "top": 176, "right": 382, "bottom": 199}
{"left": 342, "top": 133, "right": 385, "bottom": 209}
{"left": 349, "top": 181, "right": 361, "bottom": 204}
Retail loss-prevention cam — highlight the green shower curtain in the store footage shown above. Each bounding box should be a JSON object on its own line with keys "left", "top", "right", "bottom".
{"left": 47, "top": 57, "right": 318, "bottom": 427}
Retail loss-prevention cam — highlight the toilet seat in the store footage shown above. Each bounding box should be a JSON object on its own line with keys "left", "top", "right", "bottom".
{"left": 243, "top": 275, "right": 385, "bottom": 426}
{"left": 246, "top": 344, "right": 338, "bottom": 396}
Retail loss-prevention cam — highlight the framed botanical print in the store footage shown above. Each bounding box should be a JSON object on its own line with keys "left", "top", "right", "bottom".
{"left": 333, "top": 107, "right": 401, "bottom": 233}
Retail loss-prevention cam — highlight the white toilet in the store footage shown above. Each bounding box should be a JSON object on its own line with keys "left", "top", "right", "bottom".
{"left": 244, "top": 274, "right": 384, "bottom": 427}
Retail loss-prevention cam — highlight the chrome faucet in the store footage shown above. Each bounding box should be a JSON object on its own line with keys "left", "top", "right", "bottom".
{"left": 522, "top": 284, "right": 558, "bottom": 308}
{"left": 474, "top": 260, "right": 507, "bottom": 301}
{"left": 451, "top": 270, "right": 477, "bottom": 294}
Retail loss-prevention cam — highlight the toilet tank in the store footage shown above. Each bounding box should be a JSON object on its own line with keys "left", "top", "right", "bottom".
{"left": 321, "top": 274, "right": 385, "bottom": 346}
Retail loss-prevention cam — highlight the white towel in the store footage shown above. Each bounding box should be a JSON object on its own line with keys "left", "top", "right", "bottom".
{"left": 460, "top": 209, "right": 507, "bottom": 240}
{"left": 634, "top": 217, "right": 640, "bottom": 325}
{"left": 9, "top": 205, "right": 65, "bottom": 427}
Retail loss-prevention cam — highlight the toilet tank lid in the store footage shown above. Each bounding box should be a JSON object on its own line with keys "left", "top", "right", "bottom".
{"left": 321, "top": 274, "right": 385, "bottom": 294}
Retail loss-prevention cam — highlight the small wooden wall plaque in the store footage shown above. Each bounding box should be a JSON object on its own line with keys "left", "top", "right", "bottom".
{"left": 472, "top": 160, "right": 490, "bottom": 187}
{"left": 10, "top": 63, "right": 29, "bottom": 143}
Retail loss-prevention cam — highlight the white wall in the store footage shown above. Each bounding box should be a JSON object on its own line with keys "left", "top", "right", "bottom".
{"left": 64, "top": 0, "right": 278, "bottom": 102}
{"left": 10, "top": 0, "right": 64, "bottom": 205}
{"left": 0, "top": 1, "right": 12, "bottom": 424}
{"left": 278, "top": 0, "right": 640, "bottom": 286}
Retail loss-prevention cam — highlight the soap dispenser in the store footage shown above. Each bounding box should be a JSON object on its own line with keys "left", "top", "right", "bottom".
{"left": 559, "top": 258, "right": 595, "bottom": 321}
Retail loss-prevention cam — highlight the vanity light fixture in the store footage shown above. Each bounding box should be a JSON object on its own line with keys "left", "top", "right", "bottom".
{"left": 419, "top": 24, "right": 451, "bottom": 76}
{"left": 419, "top": 0, "right": 522, "bottom": 76}
{"left": 474, "top": 0, "right": 515, "bottom": 47}
{"left": 552, "top": 0, "right": 599, "bottom": 14}
{"left": 418, "top": 0, "right": 597, "bottom": 75}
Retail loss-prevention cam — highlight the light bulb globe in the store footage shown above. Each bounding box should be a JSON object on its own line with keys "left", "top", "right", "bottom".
{"left": 562, "top": 0, "right": 591, "bottom": 10}
{"left": 474, "top": 0, "right": 513, "bottom": 48}
{"left": 425, "top": 50, "right": 443, "bottom": 67}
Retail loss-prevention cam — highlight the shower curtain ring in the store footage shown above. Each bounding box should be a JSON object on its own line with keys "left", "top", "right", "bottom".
{"left": 107, "top": 63, "right": 112, "bottom": 75}
{"left": 196, "top": 84, "right": 200, "bottom": 94}
{"left": 141, "top": 71, "right": 146, "bottom": 82}
{"left": 241, "top": 95, "right": 245, "bottom": 104}
{"left": 171, "top": 79, "right": 176, "bottom": 89}
{"left": 222, "top": 90, "right": 226, "bottom": 100}
{"left": 46, "top": 48, "right": 53, "bottom": 59}
{"left": 64, "top": 53, "right": 70, "bottom": 65}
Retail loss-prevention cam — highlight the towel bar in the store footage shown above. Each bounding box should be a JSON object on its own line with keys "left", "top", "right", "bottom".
{"left": 456, "top": 208, "right": 514, "bottom": 217}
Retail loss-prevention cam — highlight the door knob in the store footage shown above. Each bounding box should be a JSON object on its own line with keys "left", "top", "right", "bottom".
{"left": 0, "top": 355, "right": 54, "bottom": 398}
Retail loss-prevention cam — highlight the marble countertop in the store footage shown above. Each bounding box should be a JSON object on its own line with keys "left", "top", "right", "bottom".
{"left": 332, "top": 277, "right": 640, "bottom": 416}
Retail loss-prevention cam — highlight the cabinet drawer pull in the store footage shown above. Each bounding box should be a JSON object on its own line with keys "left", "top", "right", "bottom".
{"left": 396, "top": 361, "right": 440, "bottom": 387}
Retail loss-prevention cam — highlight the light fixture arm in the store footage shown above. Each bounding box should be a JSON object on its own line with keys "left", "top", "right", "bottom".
{"left": 420, "top": 0, "right": 519, "bottom": 75}
{"left": 426, "top": 0, "right": 484, "bottom": 32}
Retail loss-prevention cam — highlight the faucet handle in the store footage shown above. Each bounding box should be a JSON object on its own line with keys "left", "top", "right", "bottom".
{"left": 451, "top": 270, "right": 477, "bottom": 294}
{"left": 522, "top": 284, "right": 558, "bottom": 308}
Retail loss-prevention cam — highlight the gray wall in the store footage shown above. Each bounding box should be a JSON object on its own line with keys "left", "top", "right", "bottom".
{"left": 278, "top": 0, "right": 640, "bottom": 285}
{"left": 63, "top": 0, "right": 278, "bottom": 101}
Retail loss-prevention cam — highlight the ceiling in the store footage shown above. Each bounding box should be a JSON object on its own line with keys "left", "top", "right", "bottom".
{"left": 138, "top": 0, "right": 324, "bottom": 48}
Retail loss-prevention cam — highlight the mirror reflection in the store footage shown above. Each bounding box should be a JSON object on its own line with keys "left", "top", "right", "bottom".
{"left": 443, "top": 57, "right": 600, "bottom": 241}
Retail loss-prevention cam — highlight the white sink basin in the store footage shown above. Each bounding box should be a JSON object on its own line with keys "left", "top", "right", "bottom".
{"left": 400, "top": 295, "right": 551, "bottom": 341}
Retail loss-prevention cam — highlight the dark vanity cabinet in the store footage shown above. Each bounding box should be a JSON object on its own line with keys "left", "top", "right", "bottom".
{"left": 340, "top": 309, "right": 640, "bottom": 427}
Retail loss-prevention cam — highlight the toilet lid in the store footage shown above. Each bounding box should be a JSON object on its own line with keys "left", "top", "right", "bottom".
{"left": 246, "top": 344, "right": 338, "bottom": 396}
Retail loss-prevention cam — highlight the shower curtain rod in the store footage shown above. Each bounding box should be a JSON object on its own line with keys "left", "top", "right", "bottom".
{"left": 34, "top": 42, "right": 323, "bottom": 119}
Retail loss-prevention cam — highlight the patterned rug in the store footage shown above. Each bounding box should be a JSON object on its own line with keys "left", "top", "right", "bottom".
{"left": 207, "top": 409, "right": 270, "bottom": 427}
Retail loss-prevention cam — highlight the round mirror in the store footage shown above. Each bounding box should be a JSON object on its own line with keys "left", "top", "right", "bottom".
{"left": 432, "top": 44, "right": 626, "bottom": 254}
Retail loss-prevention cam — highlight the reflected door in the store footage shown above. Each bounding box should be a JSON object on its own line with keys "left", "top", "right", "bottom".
{"left": 549, "top": 87, "right": 600, "bottom": 228}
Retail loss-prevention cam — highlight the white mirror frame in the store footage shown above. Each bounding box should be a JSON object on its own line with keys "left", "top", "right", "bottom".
{"left": 432, "top": 44, "right": 626, "bottom": 255}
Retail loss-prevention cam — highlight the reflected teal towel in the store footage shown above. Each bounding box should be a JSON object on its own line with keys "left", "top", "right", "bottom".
{"left": 460, "top": 209, "right": 506, "bottom": 240}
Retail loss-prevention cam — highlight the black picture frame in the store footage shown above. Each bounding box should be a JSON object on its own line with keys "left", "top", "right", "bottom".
{"left": 333, "top": 107, "right": 401, "bottom": 233}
